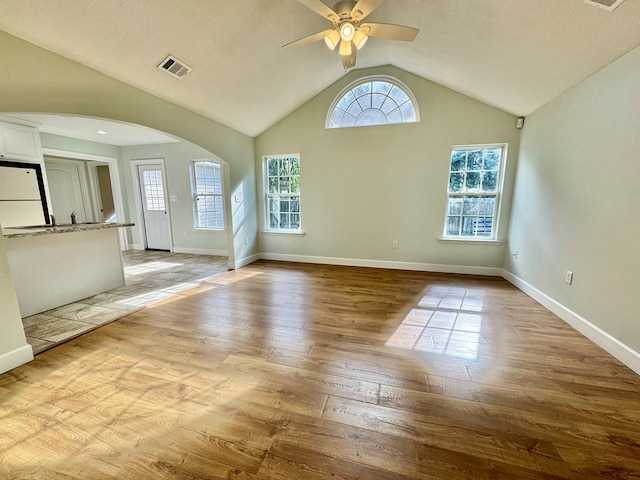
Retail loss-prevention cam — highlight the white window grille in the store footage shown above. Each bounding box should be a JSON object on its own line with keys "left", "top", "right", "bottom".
{"left": 327, "top": 76, "right": 419, "bottom": 129}
{"left": 192, "top": 160, "right": 224, "bottom": 229}
{"left": 264, "top": 155, "right": 301, "bottom": 232}
{"left": 443, "top": 145, "right": 507, "bottom": 240}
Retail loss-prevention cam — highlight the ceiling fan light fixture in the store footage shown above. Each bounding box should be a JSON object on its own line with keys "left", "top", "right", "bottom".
{"left": 340, "top": 21, "right": 355, "bottom": 42}
{"left": 285, "top": 0, "right": 420, "bottom": 70}
{"left": 324, "top": 29, "right": 340, "bottom": 50}
{"left": 338, "top": 39, "right": 353, "bottom": 56}
{"left": 353, "top": 29, "right": 368, "bottom": 50}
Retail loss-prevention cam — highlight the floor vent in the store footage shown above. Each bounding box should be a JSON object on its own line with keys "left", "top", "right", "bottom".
{"left": 157, "top": 55, "right": 192, "bottom": 79}
{"left": 584, "top": 0, "right": 626, "bottom": 11}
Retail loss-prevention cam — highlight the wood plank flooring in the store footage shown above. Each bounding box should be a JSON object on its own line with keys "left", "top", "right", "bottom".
{"left": 1, "top": 260, "right": 640, "bottom": 479}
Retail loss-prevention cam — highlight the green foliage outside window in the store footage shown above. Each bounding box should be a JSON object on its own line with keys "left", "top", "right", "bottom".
{"left": 445, "top": 146, "right": 504, "bottom": 239}
{"left": 266, "top": 156, "right": 301, "bottom": 231}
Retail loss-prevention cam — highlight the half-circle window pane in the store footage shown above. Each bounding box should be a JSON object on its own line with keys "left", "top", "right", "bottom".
{"left": 372, "top": 81, "right": 393, "bottom": 95}
{"left": 380, "top": 97, "right": 399, "bottom": 114}
{"left": 358, "top": 94, "right": 372, "bottom": 110}
{"left": 353, "top": 82, "right": 372, "bottom": 97}
{"left": 400, "top": 102, "right": 416, "bottom": 122}
{"left": 356, "top": 109, "right": 387, "bottom": 126}
{"left": 330, "top": 108, "right": 345, "bottom": 128}
{"left": 342, "top": 114, "right": 357, "bottom": 128}
{"left": 327, "top": 76, "right": 419, "bottom": 129}
{"left": 337, "top": 91, "right": 356, "bottom": 111}
{"left": 387, "top": 108, "right": 403, "bottom": 124}
{"left": 347, "top": 101, "right": 363, "bottom": 117}
{"left": 389, "top": 86, "right": 410, "bottom": 105}
{"left": 371, "top": 93, "right": 386, "bottom": 109}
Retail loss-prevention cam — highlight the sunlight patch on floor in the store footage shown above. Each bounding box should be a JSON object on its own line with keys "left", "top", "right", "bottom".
{"left": 386, "top": 286, "right": 488, "bottom": 360}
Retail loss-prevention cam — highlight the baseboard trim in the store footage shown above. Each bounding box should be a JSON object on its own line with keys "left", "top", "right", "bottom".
{"left": 502, "top": 269, "right": 640, "bottom": 376}
{"left": 130, "top": 243, "right": 144, "bottom": 251}
{"left": 259, "top": 253, "right": 502, "bottom": 276}
{"left": 233, "top": 253, "right": 261, "bottom": 269}
{"left": 172, "top": 247, "right": 228, "bottom": 256}
{"left": 0, "top": 344, "right": 34, "bottom": 375}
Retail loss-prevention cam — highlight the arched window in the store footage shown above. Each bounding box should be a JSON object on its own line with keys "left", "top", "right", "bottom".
{"left": 326, "top": 76, "right": 419, "bottom": 129}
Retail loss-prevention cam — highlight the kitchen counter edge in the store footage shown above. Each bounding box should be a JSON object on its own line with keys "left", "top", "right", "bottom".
{"left": 2, "top": 222, "right": 135, "bottom": 238}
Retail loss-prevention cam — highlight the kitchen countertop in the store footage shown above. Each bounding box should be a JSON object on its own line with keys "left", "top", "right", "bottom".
{"left": 2, "top": 222, "right": 134, "bottom": 238}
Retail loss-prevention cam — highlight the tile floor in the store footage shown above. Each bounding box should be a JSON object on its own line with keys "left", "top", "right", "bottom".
{"left": 23, "top": 250, "right": 229, "bottom": 354}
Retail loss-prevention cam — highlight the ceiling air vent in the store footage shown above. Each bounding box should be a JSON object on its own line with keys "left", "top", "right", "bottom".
{"left": 157, "top": 55, "right": 192, "bottom": 79}
{"left": 584, "top": 0, "right": 626, "bottom": 11}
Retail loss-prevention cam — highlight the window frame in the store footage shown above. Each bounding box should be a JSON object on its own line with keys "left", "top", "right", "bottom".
{"left": 325, "top": 75, "right": 420, "bottom": 129}
{"left": 191, "top": 159, "right": 225, "bottom": 230}
{"left": 441, "top": 144, "right": 508, "bottom": 242}
{"left": 263, "top": 154, "right": 302, "bottom": 234}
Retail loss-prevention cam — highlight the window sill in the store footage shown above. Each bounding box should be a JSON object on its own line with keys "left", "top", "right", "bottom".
{"left": 438, "top": 237, "right": 503, "bottom": 246}
{"left": 192, "top": 228, "right": 226, "bottom": 232}
{"left": 261, "top": 230, "right": 306, "bottom": 237}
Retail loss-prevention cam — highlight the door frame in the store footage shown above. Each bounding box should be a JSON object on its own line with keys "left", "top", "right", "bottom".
{"left": 43, "top": 156, "right": 93, "bottom": 223}
{"left": 87, "top": 162, "right": 117, "bottom": 222}
{"left": 130, "top": 158, "right": 173, "bottom": 251}
{"left": 42, "top": 148, "right": 128, "bottom": 249}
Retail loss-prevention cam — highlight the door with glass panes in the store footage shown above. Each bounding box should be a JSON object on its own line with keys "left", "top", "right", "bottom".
{"left": 138, "top": 164, "right": 171, "bottom": 250}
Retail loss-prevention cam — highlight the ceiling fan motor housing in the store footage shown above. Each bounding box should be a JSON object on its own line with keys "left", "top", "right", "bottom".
{"left": 333, "top": 0, "right": 359, "bottom": 20}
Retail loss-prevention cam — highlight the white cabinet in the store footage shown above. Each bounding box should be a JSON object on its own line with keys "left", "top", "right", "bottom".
{"left": 0, "top": 119, "right": 50, "bottom": 227}
{"left": 0, "top": 122, "right": 41, "bottom": 162}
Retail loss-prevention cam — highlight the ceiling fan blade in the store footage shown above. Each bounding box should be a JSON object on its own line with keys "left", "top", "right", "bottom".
{"left": 297, "top": 0, "right": 340, "bottom": 22}
{"left": 350, "top": 0, "right": 385, "bottom": 21}
{"left": 282, "top": 29, "right": 334, "bottom": 49}
{"left": 341, "top": 47, "right": 357, "bottom": 69}
{"left": 360, "top": 22, "right": 419, "bottom": 41}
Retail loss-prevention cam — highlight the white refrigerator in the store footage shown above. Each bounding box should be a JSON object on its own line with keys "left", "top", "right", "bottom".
{"left": 0, "top": 164, "right": 47, "bottom": 227}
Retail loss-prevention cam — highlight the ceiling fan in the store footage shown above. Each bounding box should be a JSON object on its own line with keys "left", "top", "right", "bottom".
{"left": 283, "top": 0, "right": 419, "bottom": 69}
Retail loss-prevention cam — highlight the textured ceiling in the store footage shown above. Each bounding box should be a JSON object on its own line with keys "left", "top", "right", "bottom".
{"left": 1, "top": 0, "right": 640, "bottom": 137}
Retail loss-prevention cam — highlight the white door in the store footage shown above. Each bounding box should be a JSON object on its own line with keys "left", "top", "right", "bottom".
{"left": 138, "top": 164, "right": 171, "bottom": 250}
{"left": 45, "top": 160, "right": 90, "bottom": 224}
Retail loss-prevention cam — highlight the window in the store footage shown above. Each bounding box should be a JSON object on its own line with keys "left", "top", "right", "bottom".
{"left": 264, "top": 155, "right": 301, "bottom": 232}
{"left": 142, "top": 169, "right": 166, "bottom": 211}
{"left": 326, "top": 76, "right": 419, "bottom": 129}
{"left": 192, "top": 160, "right": 224, "bottom": 229}
{"left": 443, "top": 145, "right": 506, "bottom": 240}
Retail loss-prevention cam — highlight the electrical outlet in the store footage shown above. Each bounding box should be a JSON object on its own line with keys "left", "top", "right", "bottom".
{"left": 565, "top": 271, "right": 573, "bottom": 285}
{"left": 512, "top": 250, "right": 518, "bottom": 259}
{"left": 392, "top": 240, "right": 398, "bottom": 249}
{"left": 244, "top": 238, "right": 248, "bottom": 245}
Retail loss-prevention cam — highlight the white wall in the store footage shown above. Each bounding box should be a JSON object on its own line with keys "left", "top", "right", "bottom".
{"left": 505, "top": 45, "right": 640, "bottom": 361}
{"left": 255, "top": 66, "right": 521, "bottom": 272}
{"left": 0, "top": 224, "right": 33, "bottom": 374}
{"left": 121, "top": 142, "right": 229, "bottom": 255}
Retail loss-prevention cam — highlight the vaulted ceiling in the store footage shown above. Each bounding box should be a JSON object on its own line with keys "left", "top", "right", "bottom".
{"left": 1, "top": 0, "right": 639, "bottom": 137}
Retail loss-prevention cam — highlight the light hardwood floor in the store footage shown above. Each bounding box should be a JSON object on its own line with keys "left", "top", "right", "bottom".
{"left": 2, "top": 260, "right": 640, "bottom": 479}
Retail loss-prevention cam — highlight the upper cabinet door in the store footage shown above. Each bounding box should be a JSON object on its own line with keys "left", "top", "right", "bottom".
{"left": 0, "top": 122, "right": 40, "bottom": 162}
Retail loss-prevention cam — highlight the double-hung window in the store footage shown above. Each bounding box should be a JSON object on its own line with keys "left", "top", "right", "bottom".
{"left": 264, "top": 155, "right": 301, "bottom": 232}
{"left": 443, "top": 145, "right": 506, "bottom": 240}
{"left": 192, "top": 160, "right": 224, "bottom": 229}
